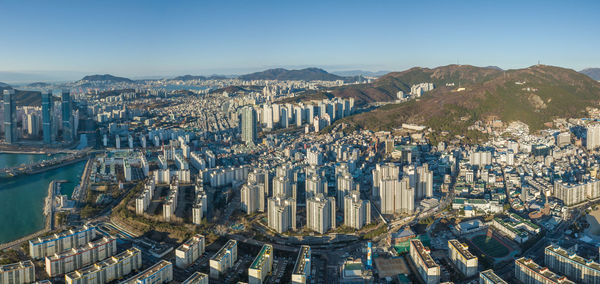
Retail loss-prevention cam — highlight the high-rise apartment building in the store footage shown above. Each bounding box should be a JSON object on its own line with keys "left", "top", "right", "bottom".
{"left": 379, "top": 177, "right": 414, "bottom": 214}
{"left": 210, "top": 240, "right": 238, "bottom": 279}
{"left": 545, "top": 244, "right": 600, "bottom": 284}
{"left": 416, "top": 163, "right": 433, "bottom": 199}
{"left": 248, "top": 244, "right": 273, "bottom": 284}
{"left": 3, "top": 90, "right": 16, "bottom": 144}
{"left": 588, "top": 124, "right": 600, "bottom": 150}
{"left": 514, "top": 257, "right": 574, "bottom": 284}
{"left": 448, "top": 239, "right": 478, "bottom": 278}
{"left": 61, "top": 90, "right": 73, "bottom": 142}
{"left": 241, "top": 106, "right": 257, "bottom": 145}
{"left": 241, "top": 183, "right": 265, "bottom": 214}
{"left": 42, "top": 91, "right": 53, "bottom": 144}
{"left": 306, "top": 194, "right": 336, "bottom": 234}
{"left": 267, "top": 195, "right": 296, "bottom": 233}
{"left": 344, "top": 191, "right": 371, "bottom": 230}
{"left": 0, "top": 261, "right": 35, "bottom": 284}
{"left": 176, "top": 235, "right": 205, "bottom": 269}
{"left": 292, "top": 246, "right": 311, "bottom": 284}
{"left": 409, "top": 239, "right": 440, "bottom": 284}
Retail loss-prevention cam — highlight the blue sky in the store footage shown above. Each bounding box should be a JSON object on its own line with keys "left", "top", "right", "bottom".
{"left": 0, "top": 0, "right": 599, "bottom": 79}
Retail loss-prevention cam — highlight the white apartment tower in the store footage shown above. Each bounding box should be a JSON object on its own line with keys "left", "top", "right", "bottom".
{"left": 306, "top": 194, "right": 336, "bottom": 234}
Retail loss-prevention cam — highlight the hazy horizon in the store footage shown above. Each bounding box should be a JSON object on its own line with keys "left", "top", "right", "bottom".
{"left": 1, "top": 0, "right": 599, "bottom": 83}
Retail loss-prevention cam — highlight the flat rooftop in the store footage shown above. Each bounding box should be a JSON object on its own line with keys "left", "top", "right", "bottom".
{"left": 516, "top": 258, "right": 575, "bottom": 284}
{"left": 480, "top": 269, "right": 507, "bottom": 284}
{"left": 123, "top": 259, "right": 171, "bottom": 283}
{"left": 411, "top": 239, "right": 439, "bottom": 269}
{"left": 66, "top": 248, "right": 141, "bottom": 280}
{"left": 30, "top": 225, "right": 94, "bottom": 246}
{"left": 545, "top": 245, "right": 600, "bottom": 272}
{"left": 448, "top": 239, "right": 476, "bottom": 260}
{"left": 177, "top": 235, "right": 204, "bottom": 253}
{"left": 0, "top": 260, "right": 33, "bottom": 272}
{"left": 212, "top": 240, "right": 237, "bottom": 262}
{"left": 182, "top": 271, "right": 208, "bottom": 284}
{"left": 293, "top": 245, "right": 311, "bottom": 275}
{"left": 47, "top": 236, "right": 114, "bottom": 261}
{"left": 250, "top": 244, "right": 273, "bottom": 270}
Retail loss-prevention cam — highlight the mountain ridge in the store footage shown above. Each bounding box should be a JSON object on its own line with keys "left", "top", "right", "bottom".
{"left": 238, "top": 67, "right": 347, "bottom": 81}
{"left": 79, "top": 74, "right": 133, "bottom": 83}
{"left": 330, "top": 65, "right": 600, "bottom": 140}
{"left": 581, "top": 68, "right": 600, "bottom": 81}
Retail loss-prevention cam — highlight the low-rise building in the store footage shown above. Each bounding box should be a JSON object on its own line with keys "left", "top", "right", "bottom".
{"left": 492, "top": 214, "right": 540, "bottom": 244}
{"left": 339, "top": 259, "right": 373, "bottom": 283}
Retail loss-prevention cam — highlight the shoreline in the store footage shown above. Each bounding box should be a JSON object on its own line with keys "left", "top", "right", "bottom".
{"left": 1, "top": 180, "right": 61, "bottom": 251}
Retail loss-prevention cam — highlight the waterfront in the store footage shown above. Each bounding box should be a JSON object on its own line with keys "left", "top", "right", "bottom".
{"left": 0, "top": 152, "right": 55, "bottom": 168}
{"left": 0, "top": 153, "right": 86, "bottom": 244}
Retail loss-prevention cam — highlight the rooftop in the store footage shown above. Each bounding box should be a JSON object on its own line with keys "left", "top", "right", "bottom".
{"left": 410, "top": 239, "right": 439, "bottom": 269}
{"left": 0, "top": 261, "right": 34, "bottom": 273}
{"left": 293, "top": 245, "right": 311, "bottom": 275}
{"left": 177, "top": 234, "right": 204, "bottom": 253}
{"left": 212, "top": 239, "right": 237, "bottom": 262}
{"left": 480, "top": 269, "right": 507, "bottom": 284}
{"left": 182, "top": 272, "right": 209, "bottom": 284}
{"left": 448, "top": 239, "right": 477, "bottom": 260}
{"left": 66, "top": 248, "right": 141, "bottom": 280}
{"left": 250, "top": 244, "right": 273, "bottom": 270}
{"left": 516, "top": 257, "right": 575, "bottom": 284}
{"left": 123, "top": 259, "right": 171, "bottom": 283}
{"left": 545, "top": 245, "right": 600, "bottom": 272}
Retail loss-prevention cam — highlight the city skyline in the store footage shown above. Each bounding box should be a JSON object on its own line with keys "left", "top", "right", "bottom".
{"left": 1, "top": 0, "right": 599, "bottom": 81}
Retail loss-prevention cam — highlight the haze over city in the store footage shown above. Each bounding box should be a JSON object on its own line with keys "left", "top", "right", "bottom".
{"left": 1, "top": 0, "right": 599, "bottom": 82}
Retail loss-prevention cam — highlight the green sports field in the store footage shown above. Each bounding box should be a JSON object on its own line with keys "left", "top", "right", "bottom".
{"left": 470, "top": 235, "right": 510, "bottom": 258}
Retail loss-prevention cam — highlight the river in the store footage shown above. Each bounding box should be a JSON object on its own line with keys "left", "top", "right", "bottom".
{"left": 0, "top": 153, "right": 86, "bottom": 244}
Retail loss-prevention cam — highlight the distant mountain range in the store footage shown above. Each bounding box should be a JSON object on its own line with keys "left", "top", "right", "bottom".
{"left": 79, "top": 74, "right": 134, "bottom": 83}
{"left": 26, "top": 82, "right": 51, "bottom": 88}
{"left": 0, "top": 82, "right": 10, "bottom": 88}
{"left": 581, "top": 68, "right": 600, "bottom": 81}
{"left": 332, "top": 70, "right": 390, "bottom": 77}
{"left": 238, "top": 67, "right": 347, "bottom": 81}
{"left": 172, "top": 74, "right": 229, "bottom": 81}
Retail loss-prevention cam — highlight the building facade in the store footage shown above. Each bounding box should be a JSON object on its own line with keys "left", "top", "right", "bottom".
{"left": 448, "top": 239, "right": 478, "bottom": 278}
{"left": 210, "top": 240, "right": 238, "bottom": 279}
{"left": 409, "top": 239, "right": 440, "bottom": 284}
{"left": 248, "top": 244, "right": 273, "bottom": 284}
{"left": 175, "top": 235, "right": 206, "bottom": 269}
{"left": 306, "top": 194, "right": 336, "bottom": 234}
